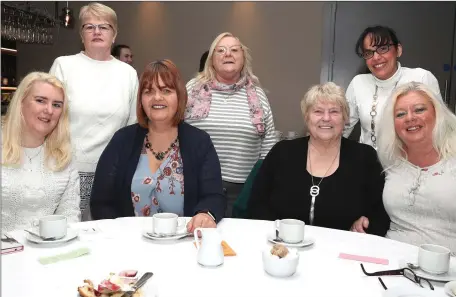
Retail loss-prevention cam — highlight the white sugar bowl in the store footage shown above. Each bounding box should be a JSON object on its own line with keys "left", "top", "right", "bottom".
{"left": 262, "top": 247, "right": 299, "bottom": 277}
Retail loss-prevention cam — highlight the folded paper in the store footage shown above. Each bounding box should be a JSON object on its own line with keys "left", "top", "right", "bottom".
{"left": 193, "top": 240, "right": 236, "bottom": 256}
{"left": 339, "top": 252, "right": 389, "bottom": 265}
{"left": 38, "top": 247, "right": 90, "bottom": 265}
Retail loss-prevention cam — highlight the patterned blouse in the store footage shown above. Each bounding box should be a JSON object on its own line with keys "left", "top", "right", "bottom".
{"left": 131, "top": 138, "right": 185, "bottom": 216}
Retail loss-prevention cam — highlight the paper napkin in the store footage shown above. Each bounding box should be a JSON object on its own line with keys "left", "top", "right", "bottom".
{"left": 38, "top": 247, "right": 91, "bottom": 265}
{"left": 339, "top": 252, "right": 389, "bottom": 265}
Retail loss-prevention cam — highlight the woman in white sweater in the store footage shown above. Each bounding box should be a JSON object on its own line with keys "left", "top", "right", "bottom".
{"left": 2, "top": 72, "right": 80, "bottom": 232}
{"left": 376, "top": 82, "right": 456, "bottom": 252}
{"left": 50, "top": 3, "right": 138, "bottom": 215}
{"left": 343, "top": 26, "right": 441, "bottom": 149}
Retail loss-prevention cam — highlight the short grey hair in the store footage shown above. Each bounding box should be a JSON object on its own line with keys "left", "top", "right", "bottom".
{"left": 300, "top": 82, "right": 349, "bottom": 123}
{"left": 79, "top": 2, "right": 118, "bottom": 37}
{"left": 377, "top": 81, "right": 456, "bottom": 168}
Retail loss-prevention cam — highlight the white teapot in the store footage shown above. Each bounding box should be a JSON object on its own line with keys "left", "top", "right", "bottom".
{"left": 194, "top": 227, "right": 224, "bottom": 267}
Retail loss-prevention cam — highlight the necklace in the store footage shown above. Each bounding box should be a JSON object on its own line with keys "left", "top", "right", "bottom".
{"left": 370, "top": 81, "right": 399, "bottom": 148}
{"left": 145, "top": 134, "right": 178, "bottom": 161}
{"left": 23, "top": 146, "right": 43, "bottom": 163}
{"left": 307, "top": 141, "right": 340, "bottom": 225}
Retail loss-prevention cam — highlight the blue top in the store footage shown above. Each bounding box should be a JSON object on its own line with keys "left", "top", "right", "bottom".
{"left": 131, "top": 140, "right": 185, "bottom": 216}
{"left": 90, "top": 122, "right": 227, "bottom": 222}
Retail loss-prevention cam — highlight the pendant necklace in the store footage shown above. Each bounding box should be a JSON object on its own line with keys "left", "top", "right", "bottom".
{"left": 145, "top": 134, "right": 178, "bottom": 161}
{"left": 23, "top": 145, "right": 43, "bottom": 172}
{"left": 307, "top": 141, "right": 340, "bottom": 225}
{"left": 370, "top": 80, "right": 400, "bottom": 148}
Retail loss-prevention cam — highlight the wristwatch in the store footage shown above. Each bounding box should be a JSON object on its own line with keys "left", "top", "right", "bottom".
{"left": 196, "top": 210, "right": 216, "bottom": 222}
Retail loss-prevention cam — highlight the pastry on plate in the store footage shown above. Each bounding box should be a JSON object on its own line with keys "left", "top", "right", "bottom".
{"left": 78, "top": 271, "right": 142, "bottom": 297}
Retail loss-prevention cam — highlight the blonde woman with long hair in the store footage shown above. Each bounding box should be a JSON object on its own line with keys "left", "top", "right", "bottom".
{"left": 372, "top": 82, "right": 456, "bottom": 252}
{"left": 1, "top": 72, "right": 80, "bottom": 232}
{"left": 185, "top": 32, "right": 277, "bottom": 217}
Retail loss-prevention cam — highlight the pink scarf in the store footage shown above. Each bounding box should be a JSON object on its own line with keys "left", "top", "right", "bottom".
{"left": 185, "top": 76, "right": 265, "bottom": 136}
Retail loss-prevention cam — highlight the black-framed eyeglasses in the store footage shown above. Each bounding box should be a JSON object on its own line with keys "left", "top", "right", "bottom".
{"left": 82, "top": 23, "right": 113, "bottom": 33}
{"left": 360, "top": 264, "right": 434, "bottom": 290}
{"left": 359, "top": 44, "right": 395, "bottom": 60}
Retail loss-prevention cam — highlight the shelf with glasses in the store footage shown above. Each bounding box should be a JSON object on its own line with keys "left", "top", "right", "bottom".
{"left": 1, "top": 38, "right": 17, "bottom": 115}
{"left": 1, "top": 86, "right": 17, "bottom": 91}
{"left": 1, "top": 47, "right": 17, "bottom": 55}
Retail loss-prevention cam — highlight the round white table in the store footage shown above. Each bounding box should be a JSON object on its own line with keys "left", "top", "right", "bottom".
{"left": 1, "top": 218, "right": 447, "bottom": 297}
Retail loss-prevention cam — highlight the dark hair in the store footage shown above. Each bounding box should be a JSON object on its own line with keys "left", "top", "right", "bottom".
{"left": 355, "top": 26, "right": 401, "bottom": 57}
{"left": 137, "top": 59, "right": 188, "bottom": 128}
{"left": 111, "top": 44, "right": 130, "bottom": 57}
{"left": 199, "top": 50, "right": 209, "bottom": 72}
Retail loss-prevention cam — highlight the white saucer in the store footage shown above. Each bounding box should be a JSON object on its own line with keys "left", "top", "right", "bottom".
{"left": 143, "top": 230, "right": 190, "bottom": 241}
{"left": 25, "top": 228, "right": 78, "bottom": 244}
{"left": 267, "top": 235, "right": 315, "bottom": 248}
{"left": 398, "top": 257, "right": 456, "bottom": 282}
{"left": 444, "top": 280, "right": 456, "bottom": 297}
{"left": 382, "top": 286, "right": 442, "bottom": 297}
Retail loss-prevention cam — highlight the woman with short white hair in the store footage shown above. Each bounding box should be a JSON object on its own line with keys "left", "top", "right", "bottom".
{"left": 49, "top": 2, "right": 138, "bottom": 216}
{"left": 1, "top": 72, "right": 80, "bottom": 232}
{"left": 185, "top": 32, "right": 277, "bottom": 217}
{"left": 374, "top": 82, "right": 456, "bottom": 251}
{"left": 249, "top": 82, "right": 390, "bottom": 235}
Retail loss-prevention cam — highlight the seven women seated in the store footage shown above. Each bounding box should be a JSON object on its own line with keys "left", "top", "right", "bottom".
{"left": 2, "top": 29, "right": 454, "bottom": 253}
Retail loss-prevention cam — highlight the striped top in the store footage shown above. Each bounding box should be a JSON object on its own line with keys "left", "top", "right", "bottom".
{"left": 185, "top": 78, "right": 278, "bottom": 183}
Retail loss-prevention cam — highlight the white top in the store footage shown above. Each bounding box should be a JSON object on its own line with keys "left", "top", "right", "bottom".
{"left": 383, "top": 157, "right": 456, "bottom": 252}
{"left": 343, "top": 63, "right": 441, "bottom": 147}
{"left": 185, "top": 78, "right": 277, "bottom": 183}
{"left": 1, "top": 145, "right": 81, "bottom": 232}
{"left": 50, "top": 52, "right": 139, "bottom": 173}
{"left": 1, "top": 217, "right": 447, "bottom": 297}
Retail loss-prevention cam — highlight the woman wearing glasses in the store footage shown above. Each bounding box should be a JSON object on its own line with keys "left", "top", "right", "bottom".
{"left": 49, "top": 3, "right": 138, "bottom": 218}
{"left": 343, "top": 26, "right": 441, "bottom": 149}
{"left": 185, "top": 32, "right": 277, "bottom": 217}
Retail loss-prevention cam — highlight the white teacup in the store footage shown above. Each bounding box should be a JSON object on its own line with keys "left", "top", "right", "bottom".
{"left": 33, "top": 215, "right": 67, "bottom": 239}
{"left": 153, "top": 213, "right": 186, "bottom": 235}
{"left": 418, "top": 244, "right": 451, "bottom": 274}
{"left": 275, "top": 219, "right": 305, "bottom": 244}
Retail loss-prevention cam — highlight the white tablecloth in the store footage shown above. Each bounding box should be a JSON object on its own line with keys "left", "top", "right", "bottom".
{"left": 1, "top": 218, "right": 447, "bottom": 297}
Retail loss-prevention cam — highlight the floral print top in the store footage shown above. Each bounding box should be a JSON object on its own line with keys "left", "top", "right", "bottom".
{"left": 131, "top": 138, "right": 184, "bottom": 216}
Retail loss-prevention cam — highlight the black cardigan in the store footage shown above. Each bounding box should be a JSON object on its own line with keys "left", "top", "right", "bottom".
{"left": 90, "top": 122, "right": 227, "bottom": 222}
{"left": 248, "top": 136, "right": 390, "bottom": 236}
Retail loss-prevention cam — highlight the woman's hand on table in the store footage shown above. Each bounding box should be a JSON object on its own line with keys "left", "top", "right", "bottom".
{"left": 351, "top": 216, "right": 369, "bottom": 233}
{"left": 187, "top": 213, "right": 216, "bottom": 233}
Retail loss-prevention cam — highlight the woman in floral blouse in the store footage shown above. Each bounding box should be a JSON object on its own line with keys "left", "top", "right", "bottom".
{"left": 90, "top": 60, "right": 226, "bottom": 231}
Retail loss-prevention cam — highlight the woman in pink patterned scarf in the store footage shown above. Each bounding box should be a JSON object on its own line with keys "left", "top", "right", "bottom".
{"left": 185, "top": 32, "right": 277, "bottom": 218}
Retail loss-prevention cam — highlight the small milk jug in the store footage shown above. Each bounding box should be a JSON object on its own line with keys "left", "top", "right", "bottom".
{"left": 194, "top": 227, "right": 224, "bottom": 267}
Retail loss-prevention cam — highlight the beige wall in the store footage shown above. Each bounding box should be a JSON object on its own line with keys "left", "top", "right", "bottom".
{"left": 17, "top": 1, "right": 324, "bottom": 134}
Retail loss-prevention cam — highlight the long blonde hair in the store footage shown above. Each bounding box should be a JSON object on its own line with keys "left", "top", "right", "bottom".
{"left": 2, "top": 72, "right": 72, "bottom": 171}
{"left": 377, "top": 81, "right": 456, "bottom": 168}
{"left": 196, "top": 32, "right": 260, "bottom": 86}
